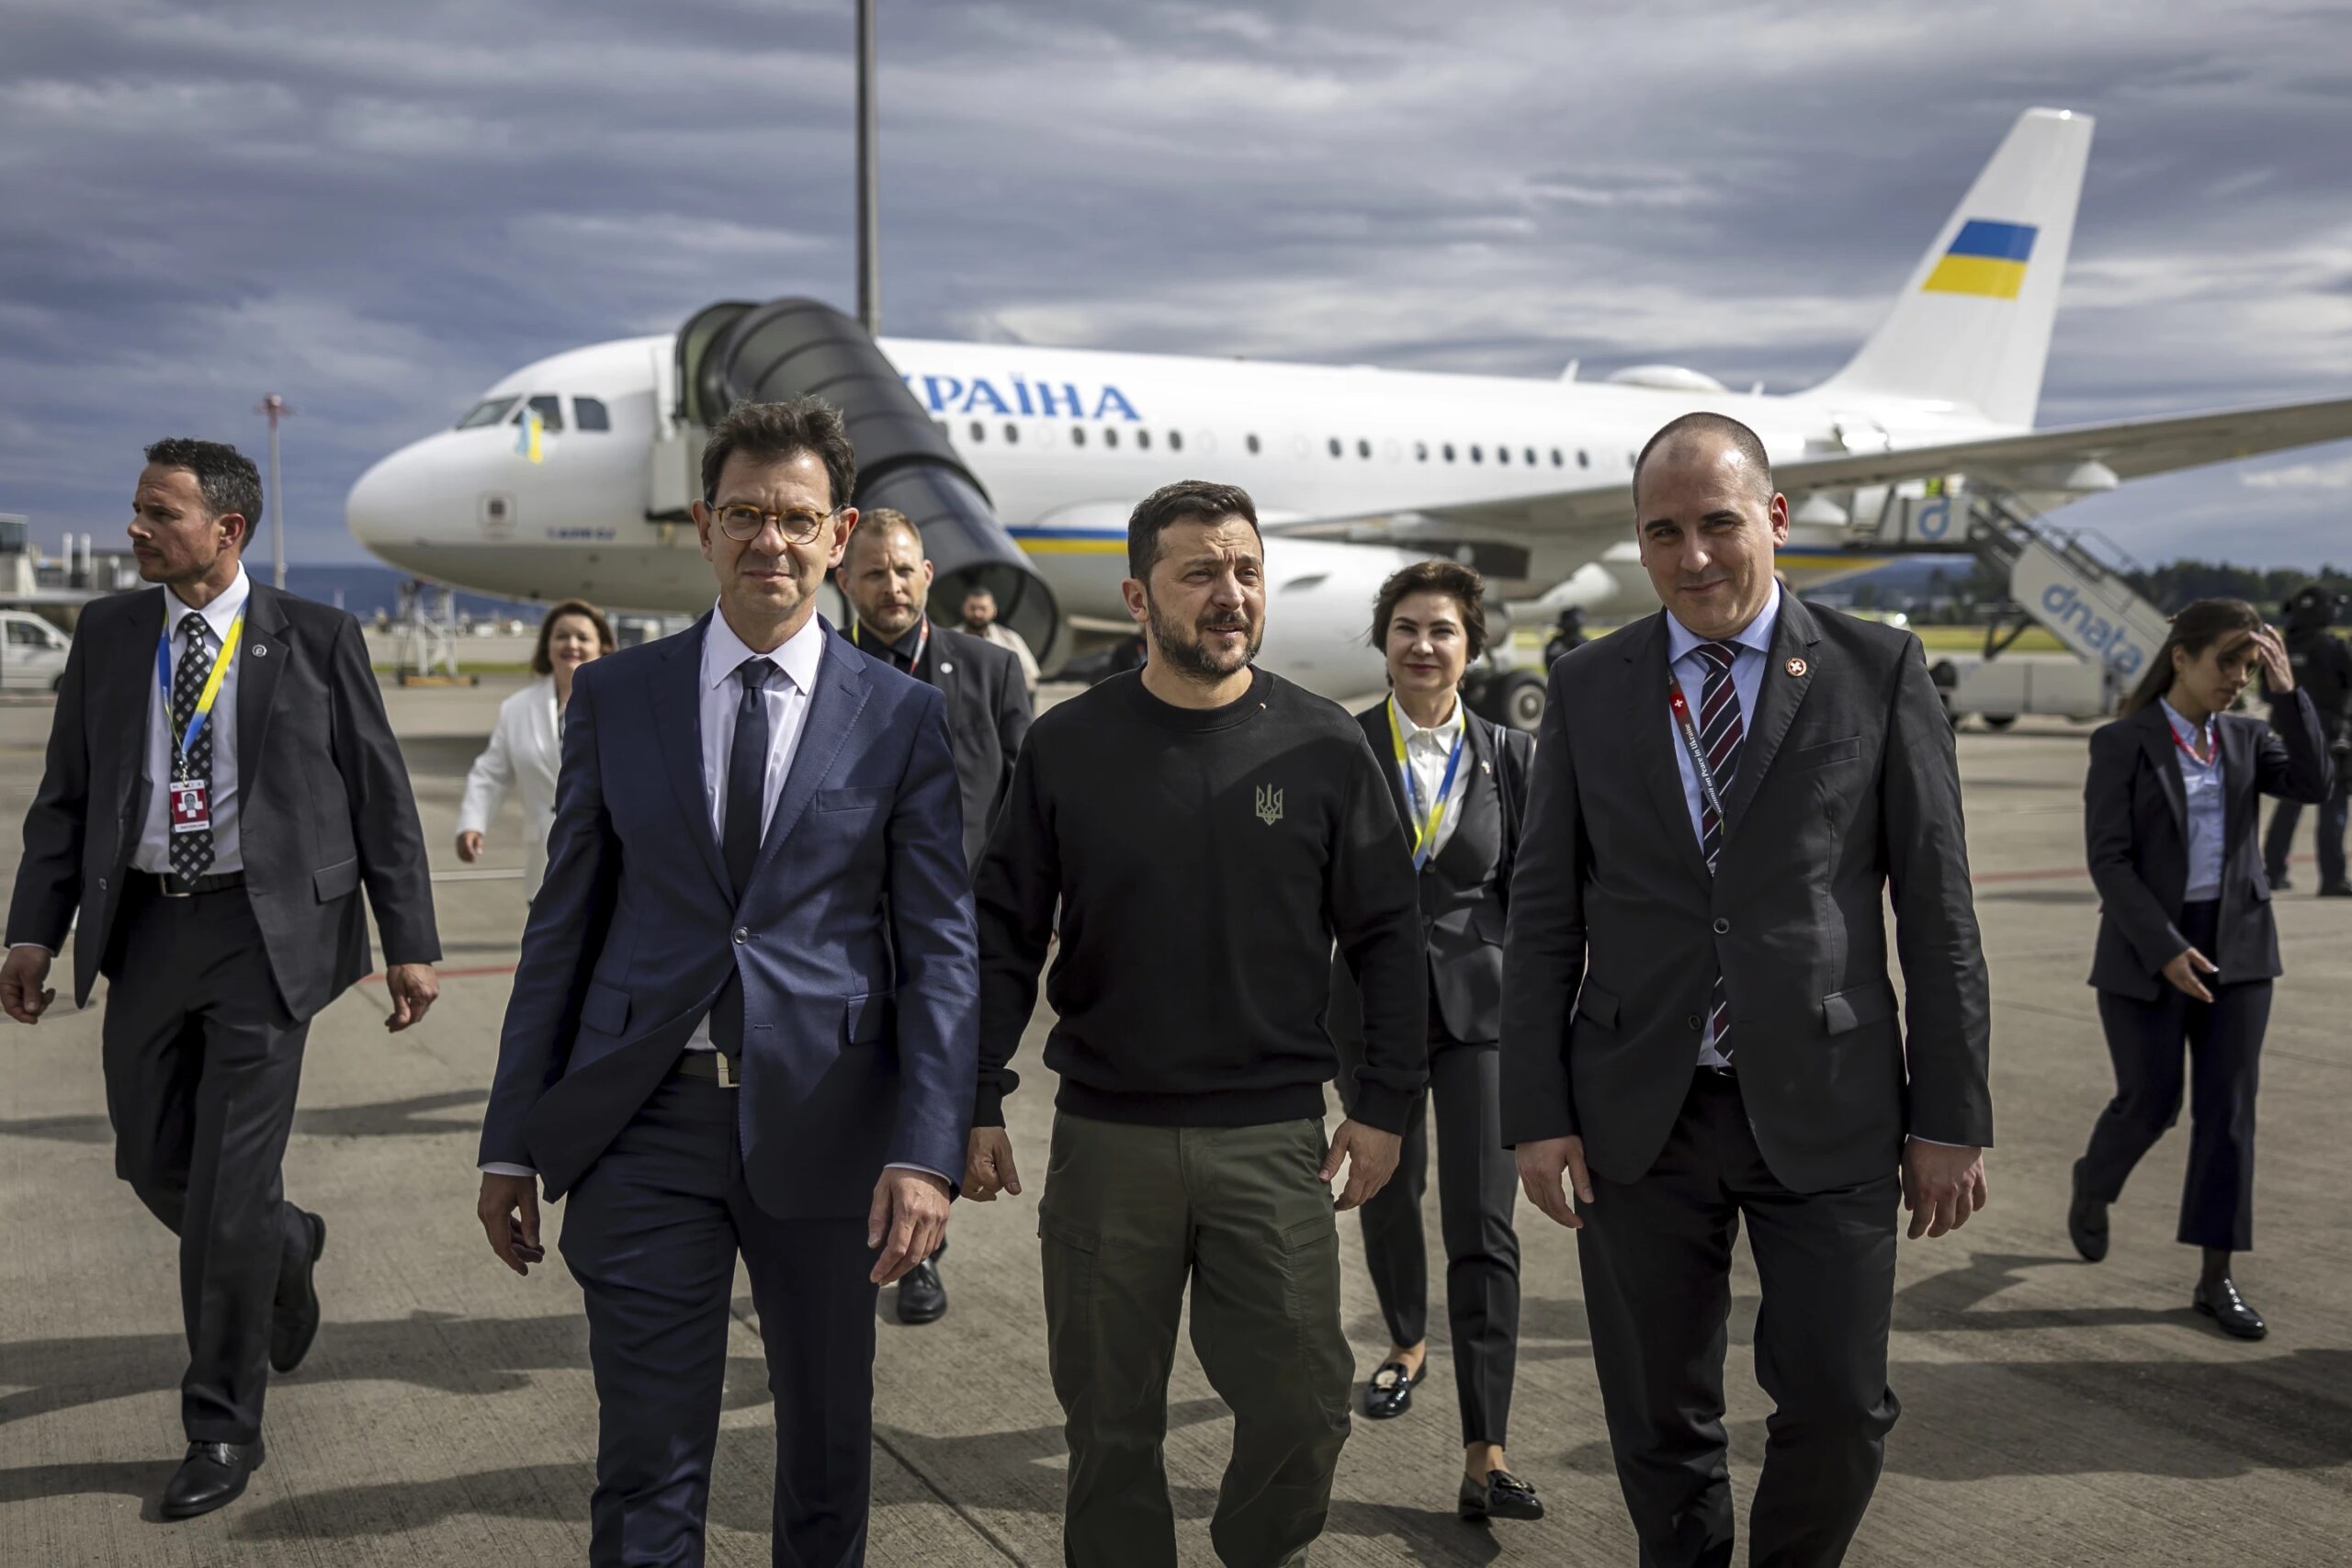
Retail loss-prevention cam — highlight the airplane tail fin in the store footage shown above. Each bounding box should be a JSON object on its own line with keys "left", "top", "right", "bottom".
{"left": 1816, "top": 107, "right": 2094, "bottom": 428}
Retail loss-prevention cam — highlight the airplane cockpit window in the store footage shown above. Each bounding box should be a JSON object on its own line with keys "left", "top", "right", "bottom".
{"left": 574, "top": 397, "right": 611, "bottom": 432}
{"left": 526, "top": 394, "right": 565, "bottom": 432}
{"left": 456, "top": 397, "right": 519, "bottom": 429}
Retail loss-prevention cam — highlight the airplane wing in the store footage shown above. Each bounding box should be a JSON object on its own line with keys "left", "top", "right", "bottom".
{"left": 1266, "top": 391, "right": 2352, "bottom": 544}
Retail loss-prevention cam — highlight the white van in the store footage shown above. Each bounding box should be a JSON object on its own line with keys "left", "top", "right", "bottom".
{"left": 0, "top": 611, "right": 73, "bottom": 691}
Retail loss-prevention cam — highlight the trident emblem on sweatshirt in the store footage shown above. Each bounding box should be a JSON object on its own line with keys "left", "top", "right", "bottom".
{"left": 1254, "top": 784, "right": 1285, "bottom": 826}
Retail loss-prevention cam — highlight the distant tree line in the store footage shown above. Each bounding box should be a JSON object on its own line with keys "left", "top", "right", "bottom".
{"left": 2119, "top": 560, "right": 2351, "bottom": 615}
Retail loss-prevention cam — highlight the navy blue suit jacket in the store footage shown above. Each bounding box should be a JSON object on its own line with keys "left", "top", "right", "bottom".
{"left": 477, "top": 615, "right": 979, "bottom": 1218}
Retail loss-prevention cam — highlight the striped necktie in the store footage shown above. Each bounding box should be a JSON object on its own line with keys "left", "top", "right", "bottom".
{"left": 1694, "top": 641, "right": 1744, "bottom": 1056}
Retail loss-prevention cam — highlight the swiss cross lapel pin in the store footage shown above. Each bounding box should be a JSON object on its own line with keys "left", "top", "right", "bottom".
{"left": 1785, "top": 656, "right": 1808, "bottom": 678}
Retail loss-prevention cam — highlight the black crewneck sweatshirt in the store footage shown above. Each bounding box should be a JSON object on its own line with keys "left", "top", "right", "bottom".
{"left": 973, "top": 667, "right": 1427, "bottom": 1134}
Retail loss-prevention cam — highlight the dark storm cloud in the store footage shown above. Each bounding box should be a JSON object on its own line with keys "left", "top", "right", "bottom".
{"left": 3, "top": 0, "right": 2347, "bottom": 566}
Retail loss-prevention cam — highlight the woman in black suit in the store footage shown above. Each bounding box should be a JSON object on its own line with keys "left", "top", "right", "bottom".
{"left": 1330, "top": 559, "right": 1540, "bottom": 1522}
{"left": 2069, "top": 598, "right": 2333, "bottom": 1338}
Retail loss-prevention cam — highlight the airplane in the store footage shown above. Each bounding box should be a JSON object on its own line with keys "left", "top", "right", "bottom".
{"left": 347, "top": 107, "right": 2352, "bottom": 716}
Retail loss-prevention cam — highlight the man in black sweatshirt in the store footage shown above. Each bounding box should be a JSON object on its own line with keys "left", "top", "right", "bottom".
{"left": 967, "top": 479, "right": 1427, "bottom": 1567}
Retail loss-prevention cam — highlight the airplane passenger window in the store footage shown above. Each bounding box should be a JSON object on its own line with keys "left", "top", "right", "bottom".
{"left": 1524, "top": 447, "right": 1537, "bottom": 467}
{"left": 1169, "top": 430, "right": 1184, "bottom": 452}
{"left": 1626, "top": 451, "right": 1636, "bottom": 468}
{"left": 969, "top": 421, "right": 987, "bottom": 443}
{"left": 1415, "top": 442, "right": 1428, "bottom": 462}
{"left": 1004, "top": 423, "right": 1020, "bottom": 444}
{"left": 574, "top": 398, "right": 611, "bottom": 432}
{"left": 457, "top": 397, "right": 519, "bottom": 430}
{"left": 1498, "top": 446, "right": 1510, "bottom": 465}
{"left": 1071, "top": 425, "right": 1086, "bottom": 446}
{"left": 1470, "top": 445, "right": 1484, "bottom": 463}
{"left": 1103, "top": 428, "right": 1119, "bottom": 449}
{"left": 1550, "top": 448, "right": 1564, "bottom": 468}
{"left": 1136, "top": 429, "right": 1152, "bottom": 450}
{"left": 1246, "top": 434, "right": 1261, "bottom": 454}
{"left": 1443, "top": 443, "right": 1456, "bottom": 462}
{"left": 1356, "top": 439, "right": 1372, "bottom": 459}
{"left": 1328, "top": 437, "right": 1343, "bottom": 458}
{"left": 1577, "top": 449, "right": 1589, "bottom": 468}
{"left": 526, "top": 394, "right": 564, "bottom": 432}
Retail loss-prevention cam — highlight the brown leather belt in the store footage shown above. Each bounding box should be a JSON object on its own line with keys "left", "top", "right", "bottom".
{"left": 673, "top": 1050, "right": 741, "bottom": 1088}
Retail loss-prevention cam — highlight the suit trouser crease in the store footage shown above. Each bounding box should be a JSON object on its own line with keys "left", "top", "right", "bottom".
{"left": 559, "top": 1077, "right": 878, "bottom": 1568}
{"left": 1039, "top": 1112, "right": 1352, "bottom": 1568}
{"left": 100, "top": 886, "right": 311, "bottom": 1444}
{"left": 1575, "top": 1077, "right": 1899, "bottom": 1568}
{"left": 1351, "top": 1036, "right": 1521, "bottom": 1446}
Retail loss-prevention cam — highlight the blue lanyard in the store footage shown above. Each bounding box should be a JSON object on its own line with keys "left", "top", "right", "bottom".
{"left": 1389, "top": 699, "right": 1467, "bottom": 871}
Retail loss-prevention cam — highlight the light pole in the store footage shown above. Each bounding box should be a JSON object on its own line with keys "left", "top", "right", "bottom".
{"left": 256, "top": 394, "right": 291, "bottom": 590}
{"left": 855, "top": 0, "right": 880, "bottom": 336}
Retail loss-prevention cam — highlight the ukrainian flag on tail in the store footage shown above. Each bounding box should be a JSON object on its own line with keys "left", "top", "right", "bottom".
{"left": 1921, "top": 219, "right": 2037, "bottom": 299}
{"left": 515, "top": 409, "right": 545, "bottom": 464}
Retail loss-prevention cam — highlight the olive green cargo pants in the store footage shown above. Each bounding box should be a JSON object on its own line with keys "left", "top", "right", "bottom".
{"left": 1037, "top": 1111, "right": 1353, "bottom": 1568}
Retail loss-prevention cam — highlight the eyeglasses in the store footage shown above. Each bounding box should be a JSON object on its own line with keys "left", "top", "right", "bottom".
{"left": 712, "top": 504, "right": 837, "bottom": 545}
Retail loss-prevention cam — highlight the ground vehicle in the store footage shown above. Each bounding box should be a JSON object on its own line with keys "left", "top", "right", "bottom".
{"left": 0, "top": 611, "right": 72, "bottom": 692}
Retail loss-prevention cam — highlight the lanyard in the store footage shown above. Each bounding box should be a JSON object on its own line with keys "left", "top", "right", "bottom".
{"left": 853, "top": 616, "right": 929, "bottom": 673}
{"left": 154, "top": 612, "right": 243, "bottom": 777}
{"left": 1387, "top": 698, "right": 1466, "bottom": 871}
{"left": 2168, "top": 716, "right": 2218, "bottom": 768}
{"left": 1666, "top": 674, "right": 1730, "bottom": 840}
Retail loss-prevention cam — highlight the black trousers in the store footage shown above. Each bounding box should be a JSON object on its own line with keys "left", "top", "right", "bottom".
{"left": 559, "top": 1076, "right": 879, "bottom": 1568}
{"left": 100, "top": 881, "right": 313, "bottom": 1444}
{"left": 1577, "top": 1072, "right": 1900, "bottom": 1568}
{"left": 2082, "top": 901, "right": 2270, "bottom": 1252}
{"left": 1351, "top": 1032, "right": 1521, "bottom": 1446}
{"left": 2262, "top": 773, "right": 2348, "bottom": 888}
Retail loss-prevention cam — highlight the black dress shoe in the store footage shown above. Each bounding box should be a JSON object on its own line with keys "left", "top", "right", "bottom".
{"left": 271, "top": 1210, "right": 326, "bottom": 1373}
{"left": 1362, "top": 1359, "right": 1425, "bottom": 1419}
{"left": 2319, "top": 882, "right": 2352, "bottom": 898}
{"left": 2194, "top": 1276, "right": 2267, "bottom": 1340}
{"left": 161, "top": 1438, "right": 264, "bottom": 1519}
{"left": 896, "top": 1240, "right": 947, "bottom": 1325}
{"left": 2066, "top": 1158, "right": 2109, "bottom": 1263}
{"left": 1459, "top": 1469, "right": 1544, "bottom": 1522}
{"left": 2267, "top": 869, "right": 2293, "bottom": 892}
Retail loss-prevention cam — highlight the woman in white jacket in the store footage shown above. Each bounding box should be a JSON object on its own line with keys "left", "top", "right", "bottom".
{"left": 456, "top": 600, "right": 614, "bottom": 897}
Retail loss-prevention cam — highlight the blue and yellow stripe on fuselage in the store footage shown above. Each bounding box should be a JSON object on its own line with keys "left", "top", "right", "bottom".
{"left": 1009, "top": 526, "right": 1125, "bottom": 556}
{"left": 1921, "top": 219, "right": 2037, "bottom": 299}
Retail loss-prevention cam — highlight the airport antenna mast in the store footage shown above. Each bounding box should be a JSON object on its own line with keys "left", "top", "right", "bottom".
{"left": 855, "top": 0, "right": 880, "bottom": 335}
{"left": 256, "top": 394, "right": 292, "bottom": 591}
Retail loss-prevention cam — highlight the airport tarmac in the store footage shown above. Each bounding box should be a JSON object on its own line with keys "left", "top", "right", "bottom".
{"left": 2, "top": 675, "right": 2348, "bottom": 1567}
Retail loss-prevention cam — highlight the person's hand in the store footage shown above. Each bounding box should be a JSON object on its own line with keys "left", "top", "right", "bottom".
{"left": 964, "top": 1127, "right": 1022, "bottom": 1202}
{"left": 2163, "top": 946, "right": 2218, "bottom": 1003}
{"left": 1516, "top": 1134, "right": 1594, "bottom": 1230}
{"left": 1902, "top": 1141, "right": 1988, "bottom": 1240}
{"left": 868, "top": 1168, "right": 951, "bottom": 1285}
{"left": 2253, "top": 625, "right": 2296, "bottom": 693}
{"left": 1, "top": 946, "right": 56, "bottom": 1025}
{"left": 1321, "top": 1119, "right": 1403, "bottom": 1211}
{"left": 477, "top": 1172, "right": 545, "bottom": 1275}
{"left": 455, "top": 830, "right": 484, "bottom": 863}
{"left": 384, "top": 963, "right": 440, "bottom": 1032}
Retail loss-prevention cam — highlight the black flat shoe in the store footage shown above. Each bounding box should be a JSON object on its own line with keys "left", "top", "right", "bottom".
{"left": 2194, "top": 1276, "right": 2267, "bottom": 1340}
{"left": 896, "top": 1240, "right": 947, "bottom": 1325}
{"left": 1362, "top": 1359, "right": 1425, "bottom": 1419}
{"left": 2067, "top": 1158, "right": 2109, "bottom": 1264}
{"left": 161, "top": 1438, "right": 264, "bottom": 1519}
{"left": 271, "top": 1210, "right": 326, "bottom": 1373}
{"left": 1459, "top": 1469, "right": 1543, "bottom": 1522}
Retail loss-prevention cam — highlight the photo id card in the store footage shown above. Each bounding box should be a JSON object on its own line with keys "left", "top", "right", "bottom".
{"left": 168, "top": 779, "right": 212, "bottom": 834}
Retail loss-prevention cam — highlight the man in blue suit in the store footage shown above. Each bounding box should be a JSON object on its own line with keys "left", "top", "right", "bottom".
{"left": 474, "top": 398, "right": 978, "bottom": 1568}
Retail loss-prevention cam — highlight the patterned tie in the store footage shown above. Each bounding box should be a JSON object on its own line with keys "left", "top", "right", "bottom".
{"left": 712, "top": 658, "right": 775, "bottom": 1055}
{"left": 168, "top": 613, "right": 217, "bottom": 887}
{"left": 1694, "top": 641, "right": 1745, "bottom": 1057}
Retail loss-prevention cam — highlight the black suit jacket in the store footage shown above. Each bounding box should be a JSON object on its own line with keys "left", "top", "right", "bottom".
{"left": 847, "top": 623, "right": 1031, "bottom": 871}
{"left": 7, "top": 581, "right": 440, "bottom": 1019}
{"left": 1330, "top": 701, "right": 1532, "bottom": 1061}
{"left": 1500, "top": 597, "right": 1993, "bottom": 1193}
{"left": 2085, "top": 692, "right": 2332, "bottom": 1001}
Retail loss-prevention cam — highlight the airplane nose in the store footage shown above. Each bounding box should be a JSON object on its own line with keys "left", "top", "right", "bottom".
{"left": 345, "top": 446, "right": 415, "bottom": 550}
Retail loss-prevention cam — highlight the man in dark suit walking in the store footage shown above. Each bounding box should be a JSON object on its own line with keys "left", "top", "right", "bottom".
{"left": 3, "top": 438, "right": 441, "bottom": 1518}
{"left": 837, "top": 506, "right": 1029, "bottom": 1325}
{"left": 475, "top": 399, "right": 977, "bottom": 1567}
{"left": 1502, "top": 412, "right": 1993, "bottom": 1568}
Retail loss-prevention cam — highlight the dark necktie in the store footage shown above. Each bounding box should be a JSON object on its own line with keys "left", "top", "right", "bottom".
{"left": 169, "top": 613, "right": 217, "bottom": 887}
{"left": 712, "top": 658, "right": 775, "bottom": 1055}
{"left": 1694, "top": 641, "right": 1745, "bottom": 1057}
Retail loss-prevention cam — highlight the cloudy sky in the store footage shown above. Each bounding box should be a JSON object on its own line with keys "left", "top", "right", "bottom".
{"left": 5, "top": 0, "right": 2348, "bottom": 567}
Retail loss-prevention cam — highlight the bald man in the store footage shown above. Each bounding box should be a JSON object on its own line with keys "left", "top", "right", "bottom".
{"left": 836, "top": 509, "right": 1031, "bottom": 1325}
{"left": 1502, "top": 412, "right": 1992, "bottom": 1567}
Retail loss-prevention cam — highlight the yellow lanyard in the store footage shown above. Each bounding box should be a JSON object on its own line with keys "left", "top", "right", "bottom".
{"left": 156, "top": 612, "right": 243, "bottom": 776}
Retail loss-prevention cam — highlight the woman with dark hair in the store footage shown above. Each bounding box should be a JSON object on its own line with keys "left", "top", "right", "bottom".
{"left": 1329, "top": 558, "right": 1541, "bottom": 1521}
{"left": 2068, "top": 598, "right": 2334, "bottom": 1338}
{"left": 456, "top": 599, "right": 615, "bottom": 897}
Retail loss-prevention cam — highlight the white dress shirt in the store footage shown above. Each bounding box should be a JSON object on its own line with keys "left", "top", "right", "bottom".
{"left": 135, "top": 565, "right": 254, "bottom": 875}
{"left": 1389, "top": 694, "right": 1471, "bottom": 864}
{"left": 2159, "top": 696, "right": 2226, "bottom": 901}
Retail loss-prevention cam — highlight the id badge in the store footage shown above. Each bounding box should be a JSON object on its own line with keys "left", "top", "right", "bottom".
{"left": 168, "top": 778, "right": 212, "bottom": 834}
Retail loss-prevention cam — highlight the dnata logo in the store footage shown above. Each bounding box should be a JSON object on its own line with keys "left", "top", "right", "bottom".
{"left": 904, "top": 373, "right": 1141, "bottom": 423}
{"left": 1922, "top": 219, "right": 2038, "bottom": 300}
{"left": 2039, "top": 583, "right": 2148, "bottom": 677}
